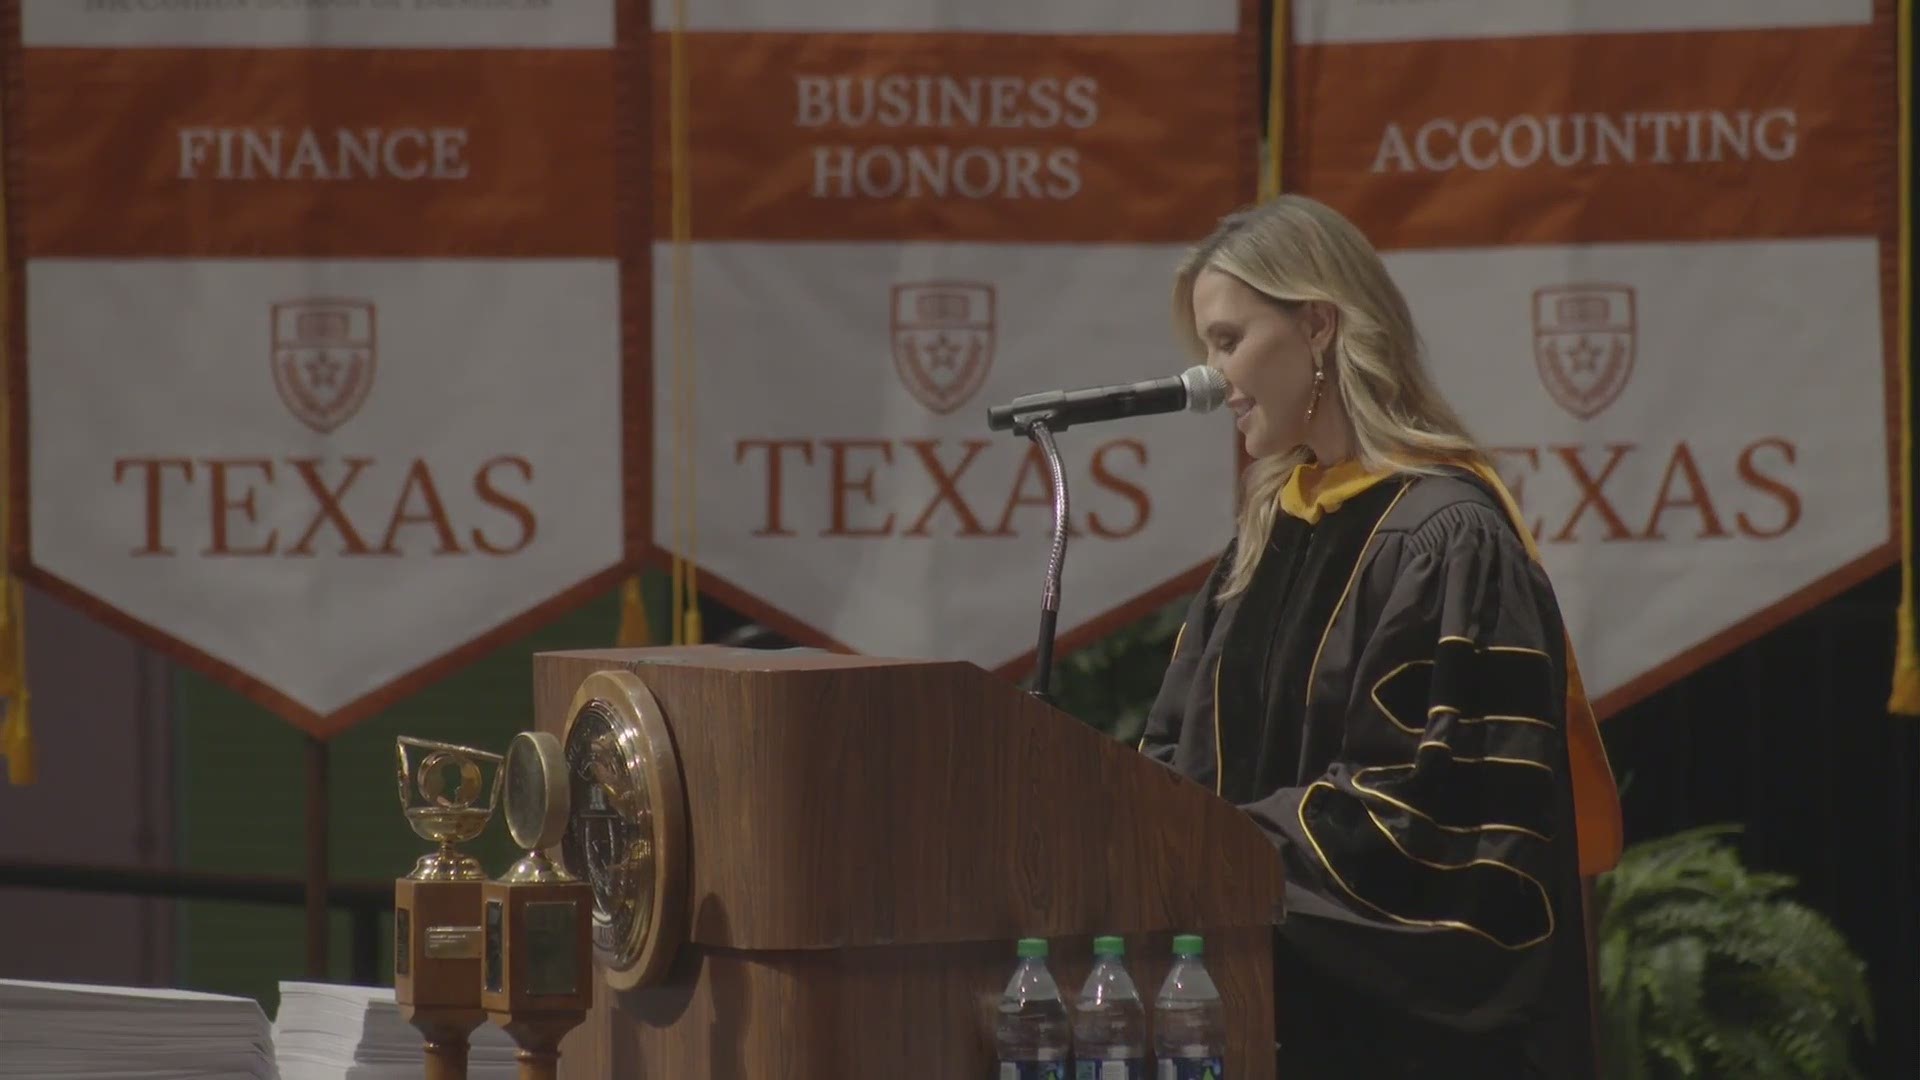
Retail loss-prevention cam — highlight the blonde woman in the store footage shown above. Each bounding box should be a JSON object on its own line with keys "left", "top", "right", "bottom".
{"left": 1137, "top": 195, "right": 1623, "bottom": 1077}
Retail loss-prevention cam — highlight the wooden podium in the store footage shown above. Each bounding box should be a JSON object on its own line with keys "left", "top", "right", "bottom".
{"left": 531, "top": 646, "right": 1286, "bottom": 1079}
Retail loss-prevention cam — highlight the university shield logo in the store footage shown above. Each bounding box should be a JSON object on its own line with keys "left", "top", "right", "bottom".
{"left": 890, "top": 282, "right": 994, "bottom": 415}
{"left": 271, "top": 299, "right": 376, "bottom": 433}
{"left": 1532, "top": 284, "right": 1635, "bottom": 420}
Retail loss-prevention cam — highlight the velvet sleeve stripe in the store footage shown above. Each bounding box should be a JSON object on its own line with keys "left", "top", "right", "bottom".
{"left": 1372, "top": 639, "right": 1559, "bottom": 734}
{"left": 1297, "top": 780, "right": 1557, "bottom": 950}
{"left": 1352, "top": 743, "right": 1558, "bottom": 842}
{"left": 1295, "top": 633, "right": 1563, "bottom": 950}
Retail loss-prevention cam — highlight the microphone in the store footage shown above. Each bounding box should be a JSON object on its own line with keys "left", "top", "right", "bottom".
{"left": 986, "top": 365, "right": 1229, "bottom": 433}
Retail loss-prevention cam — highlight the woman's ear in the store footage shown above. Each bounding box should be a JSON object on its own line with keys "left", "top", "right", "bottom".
{"left": 1305, "top": 300, "right": 1340, "bottom": 358}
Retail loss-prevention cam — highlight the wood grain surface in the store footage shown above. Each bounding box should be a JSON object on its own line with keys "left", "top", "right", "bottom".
{"left": 532, "top": 646, "right": 1285, "bottom": 1079}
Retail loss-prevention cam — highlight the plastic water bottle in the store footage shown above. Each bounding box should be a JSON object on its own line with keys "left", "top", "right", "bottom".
{"left": 1153, "top": 934, "right": 1227, "bottom": 1080}
{"left": 996, "top": 938, "right": 1071, "bottom": 1080}
{"left": 1073, "top": 936, "right": 1148, "bottom": 1079}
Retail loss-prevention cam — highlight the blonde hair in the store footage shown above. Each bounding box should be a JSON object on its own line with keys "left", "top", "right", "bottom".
{"left": 1172, "top": 195, "right": 1480, "bottom": 599}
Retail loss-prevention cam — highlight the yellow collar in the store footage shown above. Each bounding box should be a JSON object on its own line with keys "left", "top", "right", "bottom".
{"left": 1279, "top": 458, "right": 1393, "bottom": 524}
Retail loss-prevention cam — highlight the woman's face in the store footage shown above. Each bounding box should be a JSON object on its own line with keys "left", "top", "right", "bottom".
{"left": 1189, "top": 267, "right": 1332, "bottom": 459}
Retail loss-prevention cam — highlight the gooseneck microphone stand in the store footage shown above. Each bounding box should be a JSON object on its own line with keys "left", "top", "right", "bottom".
{"left": 1011, "top": 411, "right": 1068, "bottom": 704}
{"left": 986, "top": 365, "right": 1227, "bottom": 705}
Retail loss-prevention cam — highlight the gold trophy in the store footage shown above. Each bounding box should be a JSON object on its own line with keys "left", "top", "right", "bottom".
{"left": 481, "top": 730, "right": 595, "bottom": 1080}
{"left": 394, "top": 736, "right": 505, "bottom": 1080}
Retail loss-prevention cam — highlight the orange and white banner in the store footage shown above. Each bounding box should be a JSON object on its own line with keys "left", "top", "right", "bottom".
{"left": 1286, "top": 0, "right": 1903, "bottom": 713}
{"left": 19, "top": 0, "right": 1871, "bottom": 728}
{"left": 649, "top": 1, "right": 1261, "bottom": 669}
{"left": 3, "top": 0, "right": 646, "bottom": 735}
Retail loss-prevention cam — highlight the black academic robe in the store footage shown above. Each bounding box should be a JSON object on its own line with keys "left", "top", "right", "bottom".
{"left": 1138, "top": 468, "right": 1599, "bottom": 1079}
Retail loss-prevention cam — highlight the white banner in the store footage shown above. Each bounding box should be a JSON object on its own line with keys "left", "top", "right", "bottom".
{"left": 28, "top": 260, "right": 624, "bottom": 717}
{"left": 659, "top": 243, "right": 1240, "bottom": 666}
{"left": 1393, "top": 239, "right": 1887, "bottom": 706}
{"left": 1289, "top": 1, "right": 1901, "bottom": 713}
{"left": 645, "top": 0, "right": 1259, "bottom": 672}
{"left": 6, "top": 3, "right": 640, "bottom": 734}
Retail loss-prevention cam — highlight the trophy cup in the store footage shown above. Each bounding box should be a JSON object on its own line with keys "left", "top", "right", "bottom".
{"left": 480, "top": 730, "right": 594, "bottom": 1080}
{"left": 394, "top": 736, "right": 505, "bottom": 1080}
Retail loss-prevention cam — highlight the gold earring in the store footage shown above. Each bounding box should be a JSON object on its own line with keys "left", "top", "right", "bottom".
{"left": 1303, "top": 363, "right": 1327, "bottom": 425}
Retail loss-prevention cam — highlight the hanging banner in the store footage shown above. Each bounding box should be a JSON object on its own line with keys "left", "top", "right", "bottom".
{"left": 1286, "top": 0, "right": 1901, "bottom": 714}
{"left": 651, "top": 0, "right": 1261, "bottom": 672}
{"left": 2, "top": 0, "right": 647, "bottom": 735}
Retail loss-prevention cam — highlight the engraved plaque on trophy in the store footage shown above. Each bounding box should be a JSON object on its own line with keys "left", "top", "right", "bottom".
{"left": 393, "top": 736, "right": 504, "bottom": 1080}
{"left": 481, "top": 730, "right": 595, "bottom": 1080}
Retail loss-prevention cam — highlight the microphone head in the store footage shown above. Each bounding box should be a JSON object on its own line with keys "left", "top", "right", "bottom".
{"left": 1179, "top": 365, "right": 1229, "bottom": 414}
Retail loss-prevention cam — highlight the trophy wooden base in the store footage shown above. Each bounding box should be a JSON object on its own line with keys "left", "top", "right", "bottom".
{"left": 404, "top": 1006, "right": 488, "bottom": 1080}
{"left": 395, "top": 876, "right": 487, "bottom": 1080}
{"left": 479, "top": 870, "right": 594, "bottom": 1080}
{"left": 489, "top": 1014, "right": 584, "bottom": 1080}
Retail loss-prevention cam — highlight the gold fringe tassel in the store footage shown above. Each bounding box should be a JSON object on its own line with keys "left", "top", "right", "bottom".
{"left": 615, "top": 575, "right": 652, "bottom": 648}
{"left": 1892, "top": 0, "right": 1918, "bottom": 715}
{"left": 1894, "top": 617, "right": 1920, "bottom": 715}
{"left": 0, "top": 578, "right": 30, "bottom": 785}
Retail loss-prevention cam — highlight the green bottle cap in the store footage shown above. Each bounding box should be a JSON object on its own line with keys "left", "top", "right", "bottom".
{"left": 1092, "top": 935, "right": 1125, "bottom": 956}
{"left": 1017, "top": 938, "right": 1048, "bottom": 958}
{"left": 1173, "top": 934, "right": 1203, "bottom": 957}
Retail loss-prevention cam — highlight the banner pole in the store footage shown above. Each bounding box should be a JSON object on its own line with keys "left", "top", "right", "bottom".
{"left": 0, "top": 37, "right": 32, "bottom": 785}
{"left": 1892, "top": 0, "right": 1916, "bottom": 715}
{"left": 1262, "top": 0, "right": 1286, "bottom": 200}
{"left": 304, "top": 735, "right": 329, "bottom": 977}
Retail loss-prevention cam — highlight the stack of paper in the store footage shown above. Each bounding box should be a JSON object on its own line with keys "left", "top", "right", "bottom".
{"left": 271, "top": 982, "right": 518, "bottom": 1080}
{"left": 0, "top": 978, "right": 279, "bottom": 1079}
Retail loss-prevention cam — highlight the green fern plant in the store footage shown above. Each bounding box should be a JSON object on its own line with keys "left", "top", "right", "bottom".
{"left": 1596, "top": 824, "right": 1873, "bottom": 1080}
